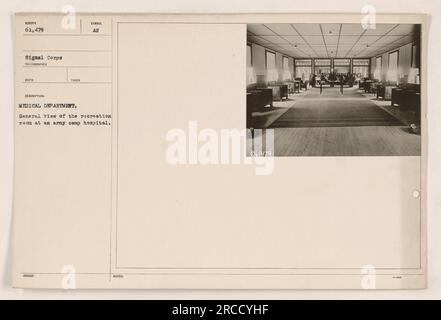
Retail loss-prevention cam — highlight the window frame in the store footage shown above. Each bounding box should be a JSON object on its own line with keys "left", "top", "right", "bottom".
{"left": 411, "top": 43, "right": 418, "bottom": 68}
{"left": 282, "top": 56, "right": 291, "bottom": 80}
{"left": 388, "top": 50, "right": 399, "bottom": 82}
{"left": 294, "top": 58, "right": 313, "bottom": 79}
{"left": 246, "top": 43, "right": 253, "bottom": 66}
{"left": 265, "top": 50, "right": 276, "bottom": 70}
{"left": 388, "top": 50, "right": 399, "bottom": 71}
{"left": 351, "top": 59, "right": 370, "bottom": 76}
{"left": 265, "top": 50, "right": 277, "bottom": 82}
{"left": 333, "top": 59, "right": 351, "bottom": 66}
{"left": 375, "top": 56, "right": 382, "bottom": 73}
{"left": 314, "top": 59, "right": 332, "bottom": 74}
{"left": 282, "top": 56, "right": 289, "bottom": 71}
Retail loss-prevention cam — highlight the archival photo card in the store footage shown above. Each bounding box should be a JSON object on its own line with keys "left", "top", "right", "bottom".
{"left": 12, "top": 13, "right": 427, "bottom": 289}
{"left": 246, "top": 23, "right": 422, "bottom": 157}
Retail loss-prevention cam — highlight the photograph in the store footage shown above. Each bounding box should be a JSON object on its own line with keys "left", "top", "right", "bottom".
{"left": 2, "top": 0, "right": 439, "bottom": 305}
{"left": 246, "top": 23, "right": 421, "bottom": 156}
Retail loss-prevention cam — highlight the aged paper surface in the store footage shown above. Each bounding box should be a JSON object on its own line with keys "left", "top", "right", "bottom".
{"left": 12, "top": 13, "right": 427, "bottom": 289}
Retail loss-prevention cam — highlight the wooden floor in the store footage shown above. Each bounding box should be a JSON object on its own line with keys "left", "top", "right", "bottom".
{"left": 272, "top": 126, "right": 420, "bottom": 156}
{"left": 249, "top": 87, "right": 421, "bottom": 156}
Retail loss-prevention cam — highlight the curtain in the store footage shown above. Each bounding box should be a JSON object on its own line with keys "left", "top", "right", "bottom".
{"left": 283, "top": 56, "right": 291, "bottom": 80}
{"left": 387, "top": 51, "right": 398, "bottom": 82}
{"left": 266, "top": 51, "right": 278, "bottom": 82}
{"left": 246, "top": 45, "right": 256, "bottom": 84}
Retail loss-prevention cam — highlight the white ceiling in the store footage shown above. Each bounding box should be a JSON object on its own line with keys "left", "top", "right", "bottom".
{"left": 247, "top": 24, "right": 417, "bottom": 58}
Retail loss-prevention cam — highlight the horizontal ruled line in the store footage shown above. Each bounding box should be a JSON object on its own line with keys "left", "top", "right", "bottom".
{"left": 20, "top": 272, "right": 425, "bottom": 276}
{"left": 115, "top": 266, "right": 423, "bottom": 270}
{"left": 22, "top": 33, "right": 111, "bottom": 37}
{"left": 22, "top": 49, "right": 111, "bottom": 52}
{"left": 22, "top": 82, "right": 111, "bottom": 84}
{"left": 23, "top": 65, "right": 111, "bottom": 68}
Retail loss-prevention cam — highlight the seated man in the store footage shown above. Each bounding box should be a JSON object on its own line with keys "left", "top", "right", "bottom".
{"left": 310, "top": 74, "right": 317, "bottom": 87}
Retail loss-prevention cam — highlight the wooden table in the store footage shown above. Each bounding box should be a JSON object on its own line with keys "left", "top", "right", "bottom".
{"left": 364, "top": 80, "right": 379, "bottom": 93}
{"left": 283, "top": 81, "right": 299, "bottom": 94}
{"left": 377, "top": 85, "right": 396, "bottom": 100}
{"left": 264, "top": 84, "right": 289, "bottom": 101}
{"left": 246, "top": 88, "right": 273, "bottom": 128}
{"left": 391, "top": 88, "right": 420, "bottom": 109}
{"left": 294, "top": 80, "right": 301, "bottom": 93}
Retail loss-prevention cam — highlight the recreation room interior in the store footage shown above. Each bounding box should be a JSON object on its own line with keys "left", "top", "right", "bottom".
{"left": 246, "top": 23, "right": 421, "bottom": 156}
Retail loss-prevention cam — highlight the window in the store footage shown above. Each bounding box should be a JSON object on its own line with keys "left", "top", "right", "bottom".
{"left": 314, "top": 59, "right": 331, "bottom": 74}
{"left": 246, "top": 44, "right": 252, "bottom": 67}
{"left": 352, "top": 59, "right": 370, "bottom": 78}
{"left": 411, "top": 44, "right": 418, "bottom": 68}
{"left": 409, "top": 44, "right": 420, "bottom": 84}
{"left": 282, "top": 56, "right": 291, "bottom": 80}
{"left": 295, "top": 59, "right": 312, "bottom": 80}
{"left": 387, "top": 51, "right": 399, "bottom": 83}
{"left": 246, "top": 44, "right": 256, "bottom": 84}
{"left": 333, "top": 59, "right": 350, "bottom": 74}
{"left": 266, "top": 51, "right": 278, "bottom": 82}
{"left": 374, "top": 56, "right": 382, "bottom": 80}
